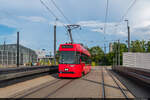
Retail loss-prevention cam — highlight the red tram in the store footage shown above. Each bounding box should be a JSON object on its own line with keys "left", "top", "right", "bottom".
{"left": 58, "top": 43, "right": 91, "bottom": 78}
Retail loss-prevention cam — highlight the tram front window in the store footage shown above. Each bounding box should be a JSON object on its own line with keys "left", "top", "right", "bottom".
{"left": 59, "top": 51, "right": 79, "bottom": 64}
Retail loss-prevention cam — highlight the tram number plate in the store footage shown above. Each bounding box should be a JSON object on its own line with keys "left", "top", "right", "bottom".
{"left": 64, "top": 68, "right": 69, "bottom": 71}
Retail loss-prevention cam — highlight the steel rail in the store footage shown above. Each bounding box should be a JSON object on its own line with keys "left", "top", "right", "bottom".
{"left": 109, "top": 69, "right": 136, "bottom": 98}
{"left": 12, "top": 78, "right": 61, "bottom": 98}
{"left": 45, "top": 79, "right": 74, "bottom": 98}
{"left": 105, "top": 68, "right": 129, "bottom": 99}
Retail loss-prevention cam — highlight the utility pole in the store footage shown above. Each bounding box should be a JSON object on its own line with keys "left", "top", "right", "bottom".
{"left": 17, "top": 32, "right": 19, "bottom": 67}
{"left": 3, "top": 39, "right": 6, "bottom": 67}
{"left": 125, "top": 19, "right": 130, "bottom": 52}
{"left": 112, "top": 57, "right": 115, "bottom": 69}
{"left": 104, "top": 44, "right": 106, "bottom": 54}
{"left": 54, "top": 25, "right": 56, "bottom": 65}
{"left": 104, "top": 44, "right": 106, "bottom": 65}
{"left": 118, "top": 40, "right": 120, "bottom": 66}
{"left": 28, "top": 49, "right": 30, "bottom": 65}
{"left": 115, "top": 42, "right": 118, "bottom": 66}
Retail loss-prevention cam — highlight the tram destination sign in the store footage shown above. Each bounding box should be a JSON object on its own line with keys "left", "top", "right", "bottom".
{"left": 62, "top": 45, "right": 73, "bottom": 48}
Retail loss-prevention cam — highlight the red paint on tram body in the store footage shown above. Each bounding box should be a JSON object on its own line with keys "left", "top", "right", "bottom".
{"left": 58, "top": 43, "right": 91, "bottom": 78}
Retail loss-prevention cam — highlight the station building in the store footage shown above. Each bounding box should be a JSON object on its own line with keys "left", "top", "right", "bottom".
{"left": 0, "top": 44, "right": 37, "bottom": 66}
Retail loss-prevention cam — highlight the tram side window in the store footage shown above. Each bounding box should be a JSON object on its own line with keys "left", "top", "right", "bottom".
{"left": 80, "top": 53, "right": 85, "bottom": 63}
{"left": 85, "top": 55, "right": 88, "bottom": 64}
{"left": 81, "top": 53, "right": 90, "bottom": 64}
{"left": 86, "top": 55, "right": 91, "bottom": 64}
{"left": 88, "top": 58, "right": 91, "bottom": 64}
{"left": 76, "top": 52, "right": 80, "bottom": 64}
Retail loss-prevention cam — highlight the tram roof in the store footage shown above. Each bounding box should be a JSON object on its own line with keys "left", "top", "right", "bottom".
{"left": 59, "top": 43, "right": 91, "bottom": 56}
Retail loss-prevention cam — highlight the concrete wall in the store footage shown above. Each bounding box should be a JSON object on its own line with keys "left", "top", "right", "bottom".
{"left": 123, "top": 52, "right": 150, "bottom": 69}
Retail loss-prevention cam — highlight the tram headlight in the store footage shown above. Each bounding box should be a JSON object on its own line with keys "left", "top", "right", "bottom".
{"left": 65, "top": 68, "right": 69, "bottom": 71}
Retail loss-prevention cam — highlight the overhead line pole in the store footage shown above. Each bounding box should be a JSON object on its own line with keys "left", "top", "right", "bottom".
{"left": 121, "top": 0, "right": 137, "bottom": 21}
{"left": 17, "top": 32, "right": 19, "bottom": 67}
{"left": 118, "top": 39, "right": 120, "bottom": 66}
{"left": 115, "top": 42, "right": 118, "bottom": 66}
{"left": 104, "top": 44, "right": 106, "bottom": 54}
{"left": 104, "top": 44, "right": 106, "bottom": 66}
{"left": 103, "top": 0, "right": 109, "bottom": 35}
{"left": 3, "top": 39, "right": 6, "bottom": 51}
{"left": 103, "top": 0, "right": 109, "bottom": 66}
{"left": 54, "top": 24, "right": 56, "bottom": 65}
{"left": 114, "top": 0, "right": 137, "bottom": 33}
{"left": 125, "top": 20, "right": 130, "bottom": 52}
{"left": 40, "top": 0, "right": 59, "bottom": 65}
{"left": 113, "top": 56, "right": 115, "bottom": 69}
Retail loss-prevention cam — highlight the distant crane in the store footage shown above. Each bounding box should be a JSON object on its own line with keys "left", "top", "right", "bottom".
{"left": 67, "top": 24, "right": 81, "bottom": 43}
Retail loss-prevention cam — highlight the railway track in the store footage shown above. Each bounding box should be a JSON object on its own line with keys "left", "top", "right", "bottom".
{"left": 101, "top": 66, "right": 134, "bottom": 98}
{"left": 10, "top": 78, "right": 61, "bottom": 98}
{"left": 106, "top": 68, "right": 128, "bottom": 99}
{"left": 45, "top": 79, "right": 74, "bottom": 98}
{"left": 11, "top": 77, "right": 75, "bottom": 98}
{"left": 7, "top": 66, "right": 134, "bottom": 98}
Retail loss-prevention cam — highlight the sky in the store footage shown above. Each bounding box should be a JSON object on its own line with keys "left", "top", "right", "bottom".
{"left": 0, "top": 0, "right": 150, "bottom": 54}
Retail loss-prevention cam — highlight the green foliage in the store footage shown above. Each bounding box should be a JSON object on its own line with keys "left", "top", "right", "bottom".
{"left": 112, "top": 42, "right": 128, "bottom": 65}
{"left": 88, "top": 46, "right": 104, "bottom": 65}
{"left": 145, "top": 41, "right": 150, "bottom": 52}
{"left": 91, "top": 61, "right": 96, "bottom": 66}
{"left": 131, "top": 40, "right": 146, "bottom": 52}
{"left": 105, "top": 52, "right": 114, "bottom": 65}
{"left": 87, "top": 42, "right": 128, "bottom": 66}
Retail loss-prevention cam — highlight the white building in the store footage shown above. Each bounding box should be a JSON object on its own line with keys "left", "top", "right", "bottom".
{"left": 35, "top": 49, "right": 48, "bottom": 59}
{"left": 35, "top": 49, "right": 53, "bottom": 62}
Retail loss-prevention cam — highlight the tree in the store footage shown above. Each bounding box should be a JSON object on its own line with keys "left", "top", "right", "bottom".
{"left": 88, "top": 43, "right": 128, "bottom": 66}
{"left": 130, "top": 40, "right": 146, "bottom": 52}
{"left": 105, "top": 52, "right": 114, "bottom": 65}
{"left": 88, "top": 46, "right": 104, "bottom": 65}
{"left": 111, "top": 42, "right": 128, "bottom": 65}
{"left": 146, "top": 41, "right": 150, "bottom": 52}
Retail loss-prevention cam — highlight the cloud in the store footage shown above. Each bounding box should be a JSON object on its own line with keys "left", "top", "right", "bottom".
{"left": 0, "top": 18, "right": 19, "bottom": 29}
{"left": 91, "top": 28, "right": 103, "bottom": 33}
{"left": 133, "top": 25, "right": 150, "bottom": 36}
{"left": 123, "top": 0, "right": 150, "bottom": 40}
{"left": 49, "top": 21, "right": 68, "bottom": 27}
{"left": 18, "top": 16, "right": 47, "bottom": 23}
{"left": 77, "top": 20, "right": 127, "bottom": 36}
{"left": 77, "top": 21, "right": 103, "bottom": 27}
